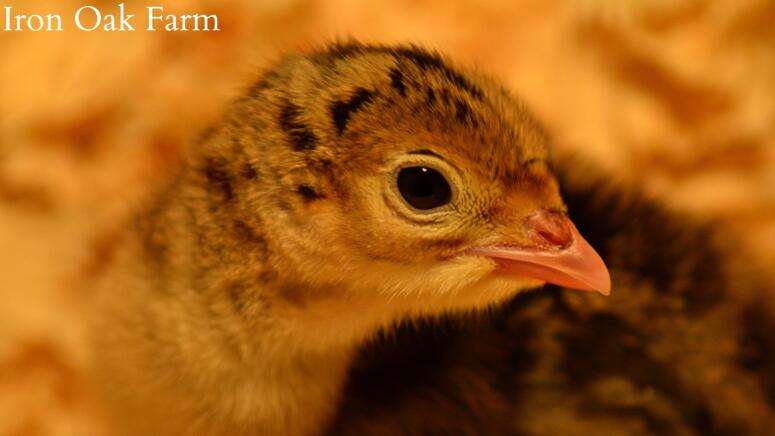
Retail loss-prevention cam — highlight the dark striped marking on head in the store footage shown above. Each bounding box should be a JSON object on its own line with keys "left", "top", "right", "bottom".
{"left": 324, "top": 42, "right": 368, "bottom": 60}
{"left": 454, "top": 98, "right": 476, "bottom": 125}
{"left": 203, "top": 157, "right": 234, "bottom": 201}
{"left": 241, "top": 162, "right": 258, "bottom": 181}
{"left": 425, "top": 88, "right": 436, "bottom": 104}
{"left": 331, "top": 87, "right": 375, "bottom": 135}
{"left": 439, "top": 88, "right": 452, "bottom": 105}
{"left": 279, "top": 100, "right": 318, "bottom": 151}
{"left": 322, "top": 42, "right": 483, "bottom": 101}
{"left": 297, "top": 184, "right": 325, "bottom": 201}
{"left": 391, "top": 47, "right": 483, "bottom": 100}
{"left": 389, "top": 67, "right": 407, "bottom": 96}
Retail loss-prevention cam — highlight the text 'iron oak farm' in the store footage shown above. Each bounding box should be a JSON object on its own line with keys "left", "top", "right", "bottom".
{"left": 2, "top": 3, "right": 219, "bottom": 32}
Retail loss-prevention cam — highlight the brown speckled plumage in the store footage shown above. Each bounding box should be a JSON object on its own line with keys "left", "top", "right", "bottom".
{"left": 88, "top": 42, "right": 775, "bottom": 435}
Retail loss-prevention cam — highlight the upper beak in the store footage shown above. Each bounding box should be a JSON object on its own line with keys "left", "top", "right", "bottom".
{"left": 470, "top": 211, "right": 611, "bottom": 295}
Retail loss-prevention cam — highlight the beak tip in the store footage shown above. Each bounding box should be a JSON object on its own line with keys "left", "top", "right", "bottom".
{"left": 596, "top": 272, "right": 612, "bottom": 296}
{"left": 589, "top": 269, "right": 612, "bottom": 296}
{"left": 470, "top": 212, "right": 613, "bottom": 296}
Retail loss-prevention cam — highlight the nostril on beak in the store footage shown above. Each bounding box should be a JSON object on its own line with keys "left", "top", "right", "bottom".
{"left": 525, "top": 211, "right": 574, "bottom": 249}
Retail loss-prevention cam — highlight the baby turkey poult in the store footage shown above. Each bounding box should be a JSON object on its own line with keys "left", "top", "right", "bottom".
{"left": 89, "top": 42, "right": 610, "bottom": 435}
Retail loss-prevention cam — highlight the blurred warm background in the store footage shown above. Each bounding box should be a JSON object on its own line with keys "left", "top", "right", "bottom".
{"left": 1, "top": 0, "right": 773, "bottom": 434}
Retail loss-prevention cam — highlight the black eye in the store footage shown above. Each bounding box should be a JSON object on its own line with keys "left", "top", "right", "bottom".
{"left": 397, "top": 166, "right": 452, "bottom": 210}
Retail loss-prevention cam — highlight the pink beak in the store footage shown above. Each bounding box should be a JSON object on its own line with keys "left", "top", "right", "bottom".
{"left": 470, "top": 211, "right": 611, "bottom": 295}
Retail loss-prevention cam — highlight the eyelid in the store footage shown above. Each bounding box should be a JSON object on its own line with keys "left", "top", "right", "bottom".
{"left": 407, "top": 149, "right": 443, "bottom": 159}
{"left": 400, "top": 150, "right": 464, "bottom": 179}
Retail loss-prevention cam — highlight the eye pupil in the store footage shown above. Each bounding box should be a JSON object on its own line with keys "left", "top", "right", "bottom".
{"left": 397, "top": 166, "right": 452, "bottom": 210}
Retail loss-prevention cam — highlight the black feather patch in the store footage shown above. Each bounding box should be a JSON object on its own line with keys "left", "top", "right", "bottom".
{"left": 203, "top": 157, "right": 233, "bottom": 201}
{"left": 279, "top": 100, "right": 318, "bottom": 151}
{"left": 425, "top": 87, "right": 436, "bottom": 104}
{"left": 320, "top": 42, "right": 482, "bottom": 100}
{"left": 388, "top": 67, "right": 407, "bottom": 96}
{"left": 325, "top": 41, "right": 367, "bottom": 60}
{"left": 241, "top": 162, "right": 258, "bottom": 181}
{"left": 297, "top": 184, "right": 325, "bottom": 201}
{"left": 331, "top": 88, "right": 375, "bottom": 135}
{"left": 454, "top": 98, "right": 476, "bottom": 125}
{"left": 392, "top": 47, "right": 483, "bottom": 100}
{"left": 439, "top": 88, "right": 451, "bottom": 105}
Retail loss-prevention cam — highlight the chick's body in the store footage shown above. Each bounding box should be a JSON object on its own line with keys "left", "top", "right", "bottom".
{"left": 90, "top": 42, "right": 569, "bottom": 436}
{"left": 88, "top": 42, "right": 775, "bottom": 436}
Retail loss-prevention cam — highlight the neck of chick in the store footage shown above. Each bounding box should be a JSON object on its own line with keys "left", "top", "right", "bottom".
{"left": 106, "top": 158, "right": 406, "bottom": 436}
